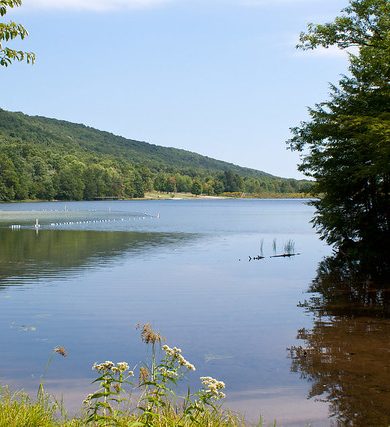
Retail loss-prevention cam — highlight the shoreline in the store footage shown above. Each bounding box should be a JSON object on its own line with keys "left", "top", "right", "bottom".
{"left": 0, "top": 192, "right": 311, "bottom": 204}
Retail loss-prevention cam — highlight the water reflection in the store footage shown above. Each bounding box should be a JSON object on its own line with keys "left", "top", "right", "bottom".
{"left": 290, "top": 256, "right": 390, "bottom": 426}
{"left": 0, "top": 229, "right": 194, "bottom": 287}
{"left": 308, "top": 256, "right": 390, "bottom": 317}
{"left": 0, "top": 200, "right": 333, "bottom": 425}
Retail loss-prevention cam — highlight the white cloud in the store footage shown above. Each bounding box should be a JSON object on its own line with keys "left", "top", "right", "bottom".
{"left": 23, "top": 0, "right": 171, "bottom": 11}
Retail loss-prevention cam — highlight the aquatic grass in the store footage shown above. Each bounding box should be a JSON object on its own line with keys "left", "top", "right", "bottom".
{"left": 283, "top": 240, "right": 295, "bottom": 256}
{"left": 272, "top": 239, "right": 277, "bottom": 256}
{"left": 250, "top": 237, "right": 300, "bottom": 261}
{"left": 268, "top": 238, "right": 300, "bottom": 258}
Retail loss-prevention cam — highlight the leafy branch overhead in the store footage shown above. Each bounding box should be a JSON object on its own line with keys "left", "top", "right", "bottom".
{"left": 297, "top": 0, "right": 390, "bottom": 50}
{"left": 0, "top": 0, "right": 35, "bottom": 66}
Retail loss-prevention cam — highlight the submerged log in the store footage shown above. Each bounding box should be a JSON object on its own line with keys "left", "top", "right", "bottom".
{"left": 270, "top": 253, "right": 301, "bottom": 258}
{"left": 249, "top": 255, "right": 265, "bottom": 261}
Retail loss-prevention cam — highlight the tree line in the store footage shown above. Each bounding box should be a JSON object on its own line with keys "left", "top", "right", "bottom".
{"left": 0, "top": 140, "right": 309, "bottom": 201}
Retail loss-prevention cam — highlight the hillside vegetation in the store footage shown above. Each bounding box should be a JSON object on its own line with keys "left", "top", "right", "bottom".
{"left": 0, "top": 109, "right": 310, "bottom": 201}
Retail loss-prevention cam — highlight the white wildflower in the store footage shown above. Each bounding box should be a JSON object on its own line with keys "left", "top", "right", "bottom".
{"left": 159, "top": 367, "right": 178, "bottom": 379}
{"left": 185, "top": 362, "right": 196, "bottom": 371}
{"left": 116, "top": 362, "right": 130, "bottom": 372}
{"left": 162, "top": 344, "right": 195, "bottom": 370}
{"left": 200, "top": 376, "right": 226, "bottom": 400}
{"left": 92, "top": 361, "right": 116, "bottom": 372}
{"left": 173, "top": 346, "right": 182, "bottom": 354}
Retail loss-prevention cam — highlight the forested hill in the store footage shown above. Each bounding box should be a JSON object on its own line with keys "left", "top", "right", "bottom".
{"left": 0, "top": 109, "right": 274, "bottom": 178}
{"left": 0, "top": 109, "right": 310, "bottom": 201}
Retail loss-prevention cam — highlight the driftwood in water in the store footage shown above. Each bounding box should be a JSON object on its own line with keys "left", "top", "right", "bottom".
{"left": 270, "top": 253, "right": 301, "bottom": 258}
{"left": 248, "top": 253, "right": 301, "bottom": 261}
{"left": 248, "top": 255, "right": 265, "bottom": 261}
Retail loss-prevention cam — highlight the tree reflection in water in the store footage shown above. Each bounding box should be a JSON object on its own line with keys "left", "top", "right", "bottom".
{"left": 289, "top": 255, "right": 390, "bottom": 427}
{"left": 0, "top": 228, "right": 193, "bottom": 288}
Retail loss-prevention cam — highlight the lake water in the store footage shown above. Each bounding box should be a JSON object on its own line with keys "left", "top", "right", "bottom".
{"left": 0, "top": 199, "right": 388, "bottom": 426}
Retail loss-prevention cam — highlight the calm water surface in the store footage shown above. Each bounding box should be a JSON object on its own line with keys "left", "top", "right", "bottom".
{"left": 0, "top": 199, "right": 388, "bottom": 426}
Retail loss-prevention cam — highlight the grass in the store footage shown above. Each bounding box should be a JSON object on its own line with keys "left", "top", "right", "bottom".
{"left": 0, "top": 388, "right": 260, "bottom": 427}
{"left": 0, "top": 387, "right": 59, "bottom": 427}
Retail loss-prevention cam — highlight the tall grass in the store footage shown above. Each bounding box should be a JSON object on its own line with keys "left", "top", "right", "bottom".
{"left": 0, "top": 388, "right": 258, "bottom": 427}
{"left": 0, "top": 387, "right": 60, "bottom": 427}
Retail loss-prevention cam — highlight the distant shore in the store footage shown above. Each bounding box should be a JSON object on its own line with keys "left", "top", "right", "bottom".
{"left": 140, "top": 191, "right": 311, "bottom": 200}
{"left": 0, "top": 192, "right": 311, "bottom": 204}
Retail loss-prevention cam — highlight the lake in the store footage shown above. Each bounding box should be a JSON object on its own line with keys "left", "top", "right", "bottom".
{"left": 0, "top": 199, "right": 389, "bottom": 426}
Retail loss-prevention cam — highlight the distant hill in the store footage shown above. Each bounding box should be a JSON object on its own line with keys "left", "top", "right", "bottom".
{"left": 0, "top": 109, "right": 310, "bottom": 201}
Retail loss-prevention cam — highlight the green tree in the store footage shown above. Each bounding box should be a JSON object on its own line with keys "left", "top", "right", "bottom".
{"left": 0, "top": 153, "right": 17, "bottom": 200}
{"left": 55, "top": 159, "right": 86, "bottom": 200}
{"left": 138, "top": 165, "right": 153, "bottom": 192}
{"left": 153, "top": 173, "right": 167, "bottom": 192}
{"left": 166, "top": 176, "right": 177, "bottom": 193}
{"left": 30, "top": 156, "right": 55, "bottom": 199}
{"left": 175, "top": 174, "right": 192, "bottom": 193}
{"left": 191, "top": 179, "right": 202, "bottom": 195}
{"left": 0, "top": 0, "right": 35, "bottom": 66}
{"left": 244, "top": 177, "right": 261, "bottom": 194}
{"left": 288, "top": 0, "right": 390, "bottom": 260}
{"left": 213, "top": 179, "right": 225, "bottom": 195}
{"left": 222, "top": 171, "right": 243, "bottom": 192}
{"left": 84, "top": 164, "right": 109, "bottom": 200}
{"left": 132, "top": 171, "right": 145, "bottom": 198}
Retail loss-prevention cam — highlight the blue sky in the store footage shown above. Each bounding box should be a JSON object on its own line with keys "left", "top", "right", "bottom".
{"left": 2, "top": 0, "right": 350, "bottom": 179}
